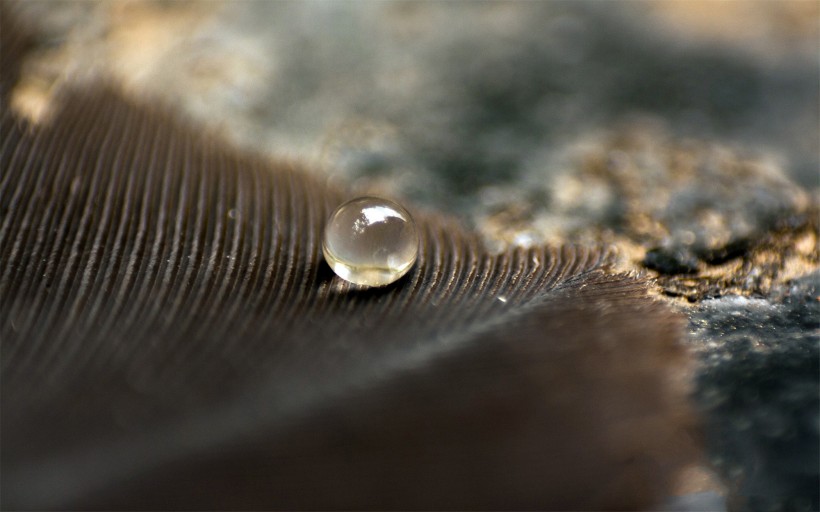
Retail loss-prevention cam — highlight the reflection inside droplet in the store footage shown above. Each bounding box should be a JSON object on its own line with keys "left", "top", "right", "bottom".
{"left": 323, "top": 196, "right": 419, "bottom": 287}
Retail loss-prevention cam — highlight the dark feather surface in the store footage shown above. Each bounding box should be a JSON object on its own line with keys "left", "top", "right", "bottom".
{"left": 1, "top": 10, "right": 695, "bottom": 509}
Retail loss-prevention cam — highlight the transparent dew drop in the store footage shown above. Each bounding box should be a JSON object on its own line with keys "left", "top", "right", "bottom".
{"left": 323, "top": 196, "right": 419, "bottom": 287}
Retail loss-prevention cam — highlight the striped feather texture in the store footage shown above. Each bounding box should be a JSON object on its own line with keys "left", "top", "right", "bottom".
{"left": 1, "top": 12, "right": 695, "bottom": 510}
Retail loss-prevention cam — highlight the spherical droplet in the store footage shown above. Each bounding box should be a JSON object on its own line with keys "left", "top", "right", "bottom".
{"left": 323, "top": 196, "right": 419, "bottom": 287}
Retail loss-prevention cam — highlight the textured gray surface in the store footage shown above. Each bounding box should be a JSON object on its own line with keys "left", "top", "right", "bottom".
{"left": 691, "top": 274, "right": 819, "bottom": 511}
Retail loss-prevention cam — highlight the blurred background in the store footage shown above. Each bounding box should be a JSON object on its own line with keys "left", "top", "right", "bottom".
{"left": 13, "top": 1, "right": 818, "bottom": 222}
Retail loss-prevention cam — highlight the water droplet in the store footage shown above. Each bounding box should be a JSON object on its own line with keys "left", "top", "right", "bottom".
{"left": 323, "top": 196, "right": 418, "bottom": 287}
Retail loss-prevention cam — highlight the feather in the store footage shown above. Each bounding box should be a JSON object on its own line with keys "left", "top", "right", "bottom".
{"left": 0, "top": 10, "right": 695, "bottom": 510}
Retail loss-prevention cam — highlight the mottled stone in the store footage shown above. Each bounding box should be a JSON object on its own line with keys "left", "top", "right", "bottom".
{"left": 690, "top": 273, "right": 820, "bottom": 511}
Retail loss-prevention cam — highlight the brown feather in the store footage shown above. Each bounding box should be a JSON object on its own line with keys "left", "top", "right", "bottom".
{"left": 1, "top": 9, "right": 696, "bottom": 510}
